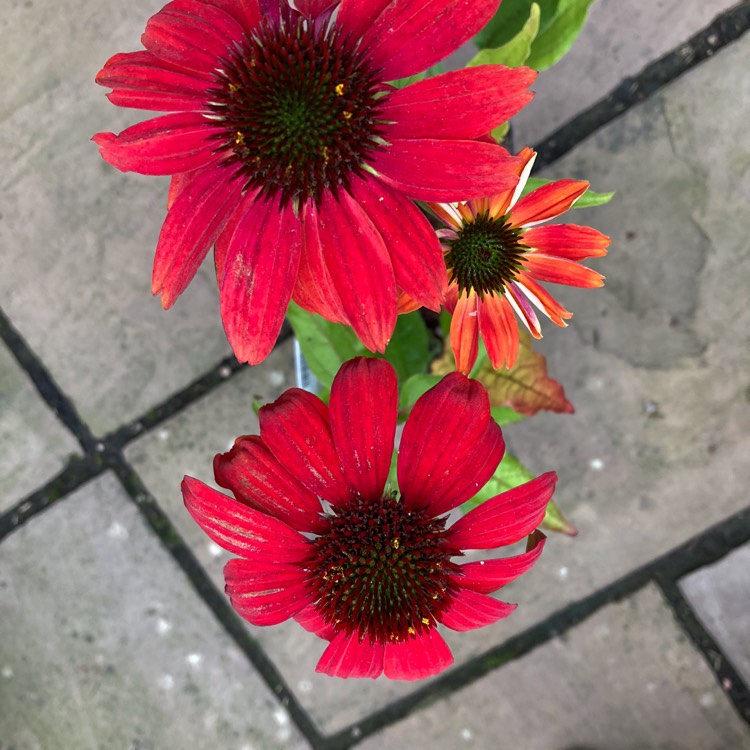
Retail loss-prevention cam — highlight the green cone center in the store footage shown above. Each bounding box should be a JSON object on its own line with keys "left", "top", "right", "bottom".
{"left": 445, "top": 213, "right": 529, "bottom": 297}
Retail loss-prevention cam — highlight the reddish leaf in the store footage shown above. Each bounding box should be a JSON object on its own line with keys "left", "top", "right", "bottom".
{"left": 433, "top": 331, "right": 573, "bottom": 416}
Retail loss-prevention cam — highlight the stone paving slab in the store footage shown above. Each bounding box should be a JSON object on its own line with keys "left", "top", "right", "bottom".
{"left": 680, "top": 543, "right": 750, "bottom": 686}
{"left": 512, "top": 0, "right": 738, "bottom": 146}
{"left": 357, "top": 585, "right": 750, "bottom": 750}
{"left": 0, "top": 0, "right": 232, "bottom": 435}
{"left": 0, "top": 472, "right": 310, "bottom": 750}
{"left": 0, "top": 343, "right": 80, "bottom": 512}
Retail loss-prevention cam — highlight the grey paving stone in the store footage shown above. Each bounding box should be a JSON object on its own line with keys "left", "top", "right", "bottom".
{"left": 680, "top": 543, "right": 750, "bottom": 687}
{"left": 0, "top": 0, "right": 231, "bottom": 435}
{"left": 0, "top": 472, "right": 310, "bottom": 750}
{"left": 0, "top": 343, "right": 80, "bottom": 512}
{"left": 358, "top": 585, "right": 750, "bottom": 750}
{"left": 513, "top": 0, "right": 737, "bottom": 146}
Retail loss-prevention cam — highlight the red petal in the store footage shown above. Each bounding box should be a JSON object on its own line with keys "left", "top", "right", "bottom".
{"left": 440, "top": 589, "right": 516, "bottom": 631}
{"left": 259, "top": 389, "right": 352, "bottom": 506}
{"left": 360, "top": 0, "right": 501, "bottom": 81}
{"left": 478, "top": 294, "right": 521, "bottom": 370}
{"left": 295, "top": 0, "right": 339, "bottom": 17}
{"left": 317, "top": 189, "right": 397, "bottom": 353}
{"left": 510, "top": 180, "right": 590, "bottom": 228}
{"left": 382, "top": 66, "right": 535, "bottom": 140}
{"left": 336, "top": 0, "right": 391, "bottom": 42}
{"left": 294, "top": 605, "right": 336, "bottom": 641}
{"left": 523, "top": 224, "right": 611, "bottom": 260}
{"left": 372, "top": 139, "right": 520, "bottom": 202}
{"left": 152, "top": 163, "right": 243, "bottom": 308}
{"left": 141, "top": 2, "right": 241, "bottom": 73}
{"left": 197, "top": 0, "right": 261, "bottom": 33}
{"left": 224, "top": 558, "right": 311, "bottom": 625}
{"left": 316, "top": 631, "right": 385, "bottom": 679}
{"left": 450, "top": 291, "right": 480, "bottom": 375}
{"left": 349, "top": 176, "right": 444, "bottom": 311}
{"left": 213, "top": 191, "right": 254, "bottom": 282}
{"left": 383, "top": 628, "right": 454, "bottom": 680}
{"left": 291, "top": 201, "right": 350, "bottom": 324}
{"left": 448, "top": 472, "right": 558, "bottom": 550}
{"left": 329, "top": 358, "right": 398, "bottom": 500}
{"left": 92, "top": 113, "right": 221, "bottom": 175}
{"left": 219, "top": 196, "right": 302, "bottom": 364}
{"left": 523, "top": 255, "right": 605, "bottom": 288}
{"left": 182, "top": 476, "right": 310, "bottom": 560}
{"left": 213, "top": 435, "right": 326, "bottom": 533}
{"left": 167, "top": 172, "right": 193, "bottom": 211}
{"left": 398, "top": 373, "right": 505, "bottom": 516}
{"left": 96, "top": 50, "right": 210, "bottom": 111}
{"left": 456, "top": 531, "right": 546, "bottom": 594}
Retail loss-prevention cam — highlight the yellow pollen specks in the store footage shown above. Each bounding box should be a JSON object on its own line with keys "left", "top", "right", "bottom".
{"left": 421, "top": 617, "right": 430, "bottom": 626}
{"left": 391, "top": 538, "right": 400, "bottom": 550}
{"left": 335, "top": 83, "right": 345, "bottom": 96}
{"left": 235, "top": 131, "right": 245, "bottom": 146}
{"left": 321, "top": 146, "right": 330, "bottom": 164}
{"left": 407, "top": 627, "right": 416, "bottom": 635}
{"left": 432, "top": 592, "right": 439, "bottom": 599}
{"left": 342, "top": 111, "right": 353, "bottom": 121}
{"left": 228, "top": 83, "right": 240, "bottom": 93}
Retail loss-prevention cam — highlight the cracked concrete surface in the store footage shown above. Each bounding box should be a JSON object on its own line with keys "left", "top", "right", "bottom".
{"left": 1, "top": 1, "right": 749, "bottom": 748}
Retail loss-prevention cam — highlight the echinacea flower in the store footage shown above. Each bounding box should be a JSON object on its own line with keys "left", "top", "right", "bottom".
{"left": 94, "top": 0, "right": 536, "bottom": 364}
{"left": 183, "top": 357, "right": 555, "bottom": 679}
{"left": 429, "top": 147, "right": 611, "bottom": 373}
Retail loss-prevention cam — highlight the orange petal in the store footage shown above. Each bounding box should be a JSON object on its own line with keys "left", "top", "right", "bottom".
{"left": 488, "top": 147, "right": 536, "bottom": 219}
{"left": 524, "top": 255, "right": 605, "bottom": 288}
{"left": 450, "top": 291, "right": 480, "bottom": 375}
{"left": 397, "top": 290, "right": 423, "bottom": 314}
{"left": 523, "top": 223, "right": 610, "bottom": 260}
{"left": 509, "top": 180, "right": 589, "bottom": 228}
{"left": 515, "top": 271, "right": 572, "bottom": 327}
{"left": 478, "top": 295, "right": 520, "bottom": 370}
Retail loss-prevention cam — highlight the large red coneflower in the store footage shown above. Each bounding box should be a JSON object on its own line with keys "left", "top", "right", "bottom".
{"left": 183, "top": 357, "right": 555, "bottom": 679}
{"left": 94, "top": 0, "right": 536, "bottom": 364}
{"left": 429, "top": 147, "right": 611, "bottom": 373}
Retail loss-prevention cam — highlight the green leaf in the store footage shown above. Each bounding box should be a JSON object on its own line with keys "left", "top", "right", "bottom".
{"left": 285, "top": 302, "right": 366, "bottom": 389}
{"left": 521, "top": 177, "right": 615, "bottom": 208}
{"left": 467, "top": 3, "right": 541, "bottom": 69}
{"left": 542, "top": 498, "right": 578, "bottom": 536}
{"left": 399, "top": 373, "right": 441, "bottom": 417}
{"left": 463, "top": 453, "right": 534, "bottom": 511}
{"left": 382, "top": 311, "right": 433, "bottom": 384}
{"left": 386, "top": 448, "right": 399, "bottom": 492}
{"left": 391, "top": 63, "right": 444, "bottom": 89}
{"left": 526, "top": 0, "right": 596, "bottom": 71}
{"left": 571, "top": 189, "right": 615, "bottom": 209}
{"left": 491, "top": 405, "right": 527, "bottom": 427}
{"left": 474, "top": 0, "right": 559, "bottom": 49}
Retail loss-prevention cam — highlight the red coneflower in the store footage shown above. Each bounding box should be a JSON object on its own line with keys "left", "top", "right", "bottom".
{"left": 430, "top": 147, "right": 611, "bottom": 373}
{"left": 94, "top": 0, "right": 536, "bottom": 363}
{"left": 184, "top": 357, "right": 555, "bottom": 679}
